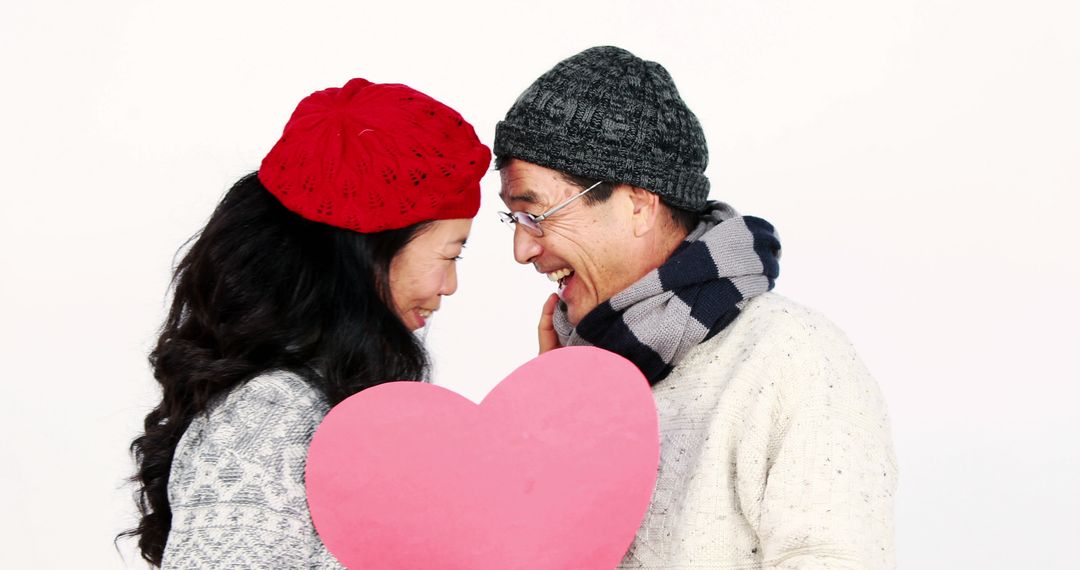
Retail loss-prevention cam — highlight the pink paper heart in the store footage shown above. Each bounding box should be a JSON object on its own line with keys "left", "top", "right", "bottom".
{"left": 305, "top": 346, "right": 660, "bottom": 569}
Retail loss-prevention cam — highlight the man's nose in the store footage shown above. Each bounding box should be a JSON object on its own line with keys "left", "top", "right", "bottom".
{"left": 513, "top": 225, "right": 542, "bottom": 264}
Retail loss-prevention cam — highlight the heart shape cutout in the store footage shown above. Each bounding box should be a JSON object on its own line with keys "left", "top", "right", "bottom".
{"left": 305, "top": 346, "right": 659, "bottom": 569}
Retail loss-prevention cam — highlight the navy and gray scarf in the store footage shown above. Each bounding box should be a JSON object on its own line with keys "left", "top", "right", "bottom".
{"left": 553, "top": 202, "right": 781, "bottom": 385}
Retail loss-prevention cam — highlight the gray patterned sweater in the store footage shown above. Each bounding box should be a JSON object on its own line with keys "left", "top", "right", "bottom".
{"left": 161, "top": 371, "right": 345, "bottom": 569}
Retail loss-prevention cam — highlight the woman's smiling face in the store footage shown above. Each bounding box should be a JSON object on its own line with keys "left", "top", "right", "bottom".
{"left": 388, "top": 218, "right": 473, "bottom": 330}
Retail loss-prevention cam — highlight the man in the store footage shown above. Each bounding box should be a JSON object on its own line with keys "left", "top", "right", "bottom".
{"left": 494, "top": 46, "right": 897, "bottom": 569}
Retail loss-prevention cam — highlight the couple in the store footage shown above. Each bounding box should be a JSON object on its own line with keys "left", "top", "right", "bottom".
{"left": 127, "top": 46, "right": 897, "bottom": 569}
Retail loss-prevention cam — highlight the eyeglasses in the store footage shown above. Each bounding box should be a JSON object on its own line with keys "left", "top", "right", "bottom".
{"left": 497, "top": 180, "right": 604, "bottom": 237}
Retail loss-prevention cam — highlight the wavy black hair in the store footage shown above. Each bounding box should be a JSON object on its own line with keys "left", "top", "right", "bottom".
{"left": 121, "top": 173, "right": 431, "bottom": 566}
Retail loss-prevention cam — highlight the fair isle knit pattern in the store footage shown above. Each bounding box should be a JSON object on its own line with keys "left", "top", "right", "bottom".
{"left": 618, "top": 293, "right": 898, "bottom": 569}
{"left": 161, "top": 371, "right": 344, "bottom": 569}
{"left": 554, "top": 201, "right": 781, "bottom": 384}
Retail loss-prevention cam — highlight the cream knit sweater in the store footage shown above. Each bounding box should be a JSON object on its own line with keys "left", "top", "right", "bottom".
{"left": 618, "top": 292, "right": 898, "bottom": 569}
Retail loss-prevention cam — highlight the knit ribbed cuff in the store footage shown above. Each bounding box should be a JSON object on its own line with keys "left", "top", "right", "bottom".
{"left": 495, "top": 121, "right": 709, "bottom": 211}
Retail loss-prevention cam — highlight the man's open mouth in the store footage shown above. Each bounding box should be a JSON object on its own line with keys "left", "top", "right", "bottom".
{"left": 546, "top": 268, "right": 574, "bottom": 290}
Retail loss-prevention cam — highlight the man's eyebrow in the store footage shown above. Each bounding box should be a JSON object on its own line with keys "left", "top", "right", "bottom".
{"left": 500, "top": 189, "right": 540, "bottom": 205}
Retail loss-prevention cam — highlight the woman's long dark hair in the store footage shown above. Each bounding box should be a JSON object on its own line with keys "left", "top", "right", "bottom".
{"left": 122, "top": 173, "right": 430, "bottom": 566}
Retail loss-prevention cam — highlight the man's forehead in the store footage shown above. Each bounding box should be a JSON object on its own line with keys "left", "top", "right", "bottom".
{"left": 498, "top": 175, "right": 544, "bottom": 206}
{"left": 499, "top": 166, "right": 565, "bottom": 206}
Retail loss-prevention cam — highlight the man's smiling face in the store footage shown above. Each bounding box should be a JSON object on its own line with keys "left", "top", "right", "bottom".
{"left": 498, "top": 159, "right": 645, "bottom": 326}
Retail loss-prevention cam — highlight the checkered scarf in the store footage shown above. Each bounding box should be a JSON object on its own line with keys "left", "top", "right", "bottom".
{"left": 553, "top": 202, "right": 781, "bottom": 384}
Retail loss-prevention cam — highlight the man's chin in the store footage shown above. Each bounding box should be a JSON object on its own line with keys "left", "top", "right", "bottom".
{"left": 565, "top": 303, "right": 596, "bottom": 328}
{"left": 561, "top": 286, "right": 601, "bottom": 326}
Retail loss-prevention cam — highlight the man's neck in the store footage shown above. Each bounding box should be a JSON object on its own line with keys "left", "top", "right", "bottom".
{"left": 645, "top": 224, "right": 690, "bottom": 269}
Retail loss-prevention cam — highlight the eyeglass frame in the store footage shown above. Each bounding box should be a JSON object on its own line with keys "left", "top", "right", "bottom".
{"left": 497, "top": 180, "right": 605, "bottom": 237}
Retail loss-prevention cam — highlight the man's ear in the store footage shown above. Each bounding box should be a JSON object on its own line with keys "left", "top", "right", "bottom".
{"left": 626, "top": 186, "right": 662, "bottom": 238}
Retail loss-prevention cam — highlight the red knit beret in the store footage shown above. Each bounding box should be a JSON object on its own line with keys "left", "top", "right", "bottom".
{"left": 259, "top": 78, "right": 491, "bottom": 233}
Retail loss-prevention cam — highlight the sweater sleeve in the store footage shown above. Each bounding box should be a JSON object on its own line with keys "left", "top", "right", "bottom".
{"left": 161, "top": 374, "right": 345, "bottom": 570}
{"left": 737, "top": 311, "right": 898, "bottom": 570}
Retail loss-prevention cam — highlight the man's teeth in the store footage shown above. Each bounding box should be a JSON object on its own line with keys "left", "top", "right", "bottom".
{"left": 546, "top": 268, "right": 573, "bottom": 282}
{"left": 418, "top": 309, "right": 433, "bottom": 318}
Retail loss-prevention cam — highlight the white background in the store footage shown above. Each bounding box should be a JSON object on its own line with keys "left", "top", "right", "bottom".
{"left": 2, "top": 1, "right": 1077, "bottom": 568}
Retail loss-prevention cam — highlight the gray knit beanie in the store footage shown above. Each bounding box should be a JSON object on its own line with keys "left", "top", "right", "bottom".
{"left": 494, "top": 46, "right": 709, "bottom": 211}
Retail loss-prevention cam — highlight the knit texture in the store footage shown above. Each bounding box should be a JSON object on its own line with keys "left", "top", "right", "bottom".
{"left": 618, "top": 293, "right": 898, "bottom": 569}
{"left": 260, "top": 78, "right": 491, "bottom": 233}
{"left": 161, "top": 372, "right": 344, "bottom": 569}
{"left": 555, "top": 202, "right": 781, "bottom": 384}
{"left": 156, "top": 304, "right": 896, "bottom": 569}
{"left": 494, "top": 46, "right": 710, "bottom": 211}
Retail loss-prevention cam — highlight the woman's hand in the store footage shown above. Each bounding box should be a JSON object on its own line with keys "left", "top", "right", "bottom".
{"left": 538, "top": 293, "right": 563, "bottom": 354}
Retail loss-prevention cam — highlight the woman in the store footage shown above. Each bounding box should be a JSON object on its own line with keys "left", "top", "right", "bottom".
{"left": 123, "top": 78, "right": 490, "bottom": 568}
